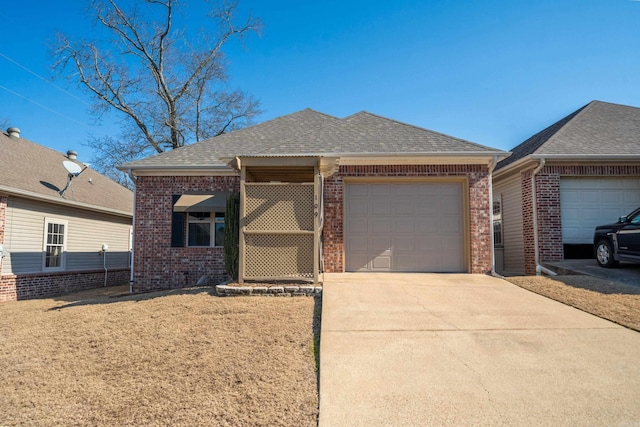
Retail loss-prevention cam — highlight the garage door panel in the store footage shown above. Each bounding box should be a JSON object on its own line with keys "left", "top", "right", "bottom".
{"left": 371, "top": 256, "right": 391, "bottom": 270}
{"left": 395, "top": 201, "right": 415, "bottom": 216}
{"left": 371, "top": 184, "right": 391, "bottom": 196}
{"left": 395, "top": 221, "right": 415, "bottom": 233}
{"left": 371, "top": 200, "right": 391, "bottom": 215}
{"left": 348, "top": 219, "right": 368, "bottom": 234}
{"left": 394, "top": 236, "right": 416, "bottom": 251}
{"left": 348, "top": 198, "right": 368, "bottom": 215}
{"left": 347, "top": 236, "right": 368, "bottom": 252}
{"left": 348, "top": 183, "right": 368, "bottom": 196}
{"left": 345, "top": 182, "right": 465, "bottom": 272}
{"left": 560, "top": 177, "right": 640, "bottom": 244}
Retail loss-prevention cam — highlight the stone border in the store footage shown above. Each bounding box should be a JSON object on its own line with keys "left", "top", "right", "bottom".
{"left": 216, "top": 284, "right": 322, "bottom": 297}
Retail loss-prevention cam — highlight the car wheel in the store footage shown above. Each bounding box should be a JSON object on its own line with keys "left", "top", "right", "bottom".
{"left": 595, "top": 239, "right": 618, "bottom": 268}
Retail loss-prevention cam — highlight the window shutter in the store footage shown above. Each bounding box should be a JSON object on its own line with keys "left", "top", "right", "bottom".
{"left": 171, "top": 195, "right": 185, "bottom": 247}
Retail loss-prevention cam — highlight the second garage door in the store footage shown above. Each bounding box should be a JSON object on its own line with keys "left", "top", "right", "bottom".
{"left": 560, "top": 177, "right": 640, "bottom": 244}
{"left": 345, "top": 182, "right": 465, "bottom": 272}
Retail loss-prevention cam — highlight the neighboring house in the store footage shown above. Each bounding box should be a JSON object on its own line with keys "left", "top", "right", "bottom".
{"left": 0, "top": 127, "right": 134, "bottom": 301}
{"left": 119, "top": 109, "right": 508, "bottom": 293}
{"left": 493, "top": 100, "right": 640, "bottom": 276}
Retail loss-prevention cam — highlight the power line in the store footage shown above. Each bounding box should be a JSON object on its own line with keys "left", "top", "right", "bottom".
{"left": 0, "top": 52, "right": 92, "bottom": 107}
{"left": 0, "top": 85, "right": 91, "bottom": 128}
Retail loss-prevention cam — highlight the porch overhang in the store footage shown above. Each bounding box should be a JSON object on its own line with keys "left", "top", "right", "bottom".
{"left": 173, "top": 193, "right": 230, "bottom": 212}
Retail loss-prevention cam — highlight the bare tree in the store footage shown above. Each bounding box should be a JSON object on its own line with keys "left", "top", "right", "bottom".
{"left": 53, "top": 0, "right": 261, "bottom": 186}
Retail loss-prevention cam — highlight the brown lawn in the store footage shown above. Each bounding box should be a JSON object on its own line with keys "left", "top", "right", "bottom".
{"left": 0, "top": 286, "right": 320, "bottom": 427}
{"left": 507, "top": 275, "right": 640, "bottom": 331}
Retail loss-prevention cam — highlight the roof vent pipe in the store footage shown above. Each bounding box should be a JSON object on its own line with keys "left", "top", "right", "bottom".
{"left": 67, "top": 150, "right": 78, "bottom": 160}
{"left": 7, "top": 127, "right": 20, "bottom": 138}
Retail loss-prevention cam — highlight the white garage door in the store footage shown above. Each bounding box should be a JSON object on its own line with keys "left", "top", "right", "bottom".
{"left": 560, "top": 177, "right": 640, "bottom": 244}
{"left": 345, "top": 182, "right": 465, "bottom": 272}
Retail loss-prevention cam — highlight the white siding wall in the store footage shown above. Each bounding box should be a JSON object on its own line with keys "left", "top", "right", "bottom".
{"left": 3, "top": 196, "right": 132, "bottom": 275}
{"left": 493, "top": 174, "right": 525, "bottom": 275}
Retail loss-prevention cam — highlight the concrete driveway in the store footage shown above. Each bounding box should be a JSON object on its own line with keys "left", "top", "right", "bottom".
{"left": 318, "top": 273, "right": 640, "bottom": 426}
{"left": 546, "top": 259, "right": 640, "bottom": 287}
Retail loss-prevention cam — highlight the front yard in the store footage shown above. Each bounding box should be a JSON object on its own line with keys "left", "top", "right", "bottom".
{"left": 0, "top": 286, "right": 320, "bottom": 427}
{"left": 507, "top": 275, "right": 640, "bottom": 331}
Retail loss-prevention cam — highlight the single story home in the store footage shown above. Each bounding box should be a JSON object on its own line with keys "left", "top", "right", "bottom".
{"left": 0, "top": 127, "right": 134, "bottom": 301}
{"left": 493, "top": 100, "right": 640, "bottom": 276}
{"left": 120, "top": 109, "right": 508, "bottom": 292}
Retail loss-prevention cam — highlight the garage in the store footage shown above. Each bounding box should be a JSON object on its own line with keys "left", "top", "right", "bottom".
{"left": 560, "top": 177, "right": 640, "bottom": 245}
{"left": 344, "top": 181, "right": 465, "bottom": 272}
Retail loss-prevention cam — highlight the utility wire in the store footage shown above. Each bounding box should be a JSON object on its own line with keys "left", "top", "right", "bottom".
{"left": 0, "top": 85, "right": 91, "bottom": 128}
{"left": 0, "top": 52, "right": 92, "bottom": 107}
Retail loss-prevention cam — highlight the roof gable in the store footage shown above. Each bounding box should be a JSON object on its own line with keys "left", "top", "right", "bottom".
{"left": 497, "top": 100, "right": 640, "bottom": 170}
{"left": 121, "top": 108, "right": 506, "bottom": 170}
{"left": 120, "top": 109, "right": 340, "bottom": 169}
{"left": 0, "top": 130, "right": 133, "bottom": 215}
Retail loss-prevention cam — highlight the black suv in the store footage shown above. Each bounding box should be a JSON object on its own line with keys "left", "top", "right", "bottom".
{"left": 593, "top": 207, "right": 640, "bottom": 267}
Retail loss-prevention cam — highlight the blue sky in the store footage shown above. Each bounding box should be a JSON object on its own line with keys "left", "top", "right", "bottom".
{"left": 1, "top": 0, "right": 640, "bottom": 163}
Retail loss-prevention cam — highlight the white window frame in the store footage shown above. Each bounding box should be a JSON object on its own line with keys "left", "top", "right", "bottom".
{"left": 187, "top": 212, "right": 225, "bottom": 247}
{"left": 43, "top": 218, "right": 68, "bottom": 271}
{"left": 493, "top": 197, "right": 503, "bottom": 248}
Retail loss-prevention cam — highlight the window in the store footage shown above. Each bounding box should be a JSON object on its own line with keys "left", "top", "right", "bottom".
{"left": 187, "top": 212, "right": 225, "bottom": 247}
{"left": 172, "top": 193, "right": 228, "bottom": 248}
{"left": 43, "top": 219, "right": 67, "bottom": 270}
{"left": 493, "top": 198, "right": 503, "bottom": 248}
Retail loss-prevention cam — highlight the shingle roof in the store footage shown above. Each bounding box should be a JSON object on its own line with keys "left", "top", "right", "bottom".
{"left": 0, "top": 130, "right": 133, "bottom": 215}
{"left": 120, "top": 108, "right": 505, "bottom": 170}
{"left": 496, "top": 100, "right": 640, "bottom": 170}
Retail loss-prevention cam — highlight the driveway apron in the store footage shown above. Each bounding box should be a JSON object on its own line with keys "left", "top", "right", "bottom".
{"left": 318, "top": 273, "right": 640, "bottom": 427}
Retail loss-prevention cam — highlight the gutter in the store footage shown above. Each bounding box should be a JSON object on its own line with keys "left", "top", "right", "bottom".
{"left": 127, "top": 169, "right": 137, "bottom": 294}
{"left": 487, "top": 155, "right": 504, "bottom": 278}
{"left": 531, "top": 158, "right": 557, "bottom": 277}
{"left": 494, "top": 153, "right": 640, "bottom": 180}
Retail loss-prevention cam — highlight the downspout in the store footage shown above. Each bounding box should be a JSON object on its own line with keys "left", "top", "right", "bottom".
{"left": 101, "top": 244, "right": 108, "bottom": 286}
{"left": 487, "top": 156, "right": 504, "bottom": 279}
{"left": 127, "top": 169, "right": 137, "bottom": 293}
{"left": 531, "top": 159, "right": 557, "bottom": 276}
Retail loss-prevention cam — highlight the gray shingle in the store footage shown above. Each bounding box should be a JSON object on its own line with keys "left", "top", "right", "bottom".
{"left": 497, "top": 100, "right": 640, "bottom": 170}
{"left": 0, "top": 130, "right": 133, "bottom": 214}
{"left": 120, "top": 108, "right": 505, "bottom": 170}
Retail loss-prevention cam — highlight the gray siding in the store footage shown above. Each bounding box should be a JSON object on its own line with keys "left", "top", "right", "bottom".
{"left": 494, "top": 174, "right": 525, "bottom": 275}
{"left": 3, "top": 196, "right": 131, "bottom": 275}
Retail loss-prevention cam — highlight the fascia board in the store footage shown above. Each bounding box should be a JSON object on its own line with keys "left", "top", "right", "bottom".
{"left": 338, "top": 153, "right": 509, "bottom": 166}
{"left": 129, "top": 167, "right": 239, "bottom": 177}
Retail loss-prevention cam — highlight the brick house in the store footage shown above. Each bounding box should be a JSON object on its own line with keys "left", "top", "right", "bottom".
{"left": 493, "top": 100, "right": 640, "bottom": 276}
{"left": 120, "top": 109, "right": 508, "bottom": 292}
{"left": 0, "top": 128, "right": 133, "bottom": 301}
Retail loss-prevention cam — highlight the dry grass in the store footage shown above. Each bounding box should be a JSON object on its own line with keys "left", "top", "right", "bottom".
{"left": 0, "top": 285, "right": 320, "bottom": 427}
{"left": 507, "top": 275, "right": 640, "bottom": 331}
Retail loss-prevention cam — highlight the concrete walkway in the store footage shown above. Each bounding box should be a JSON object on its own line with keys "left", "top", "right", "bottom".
{"left": 318, "top": 273, "right": 640, "bottom": 426}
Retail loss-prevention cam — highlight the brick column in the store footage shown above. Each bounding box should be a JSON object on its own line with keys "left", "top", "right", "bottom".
{"left": 521, "top": 171, "right": 536, "bottom": 275}
{"left": 0, "top": 194, "right": 7, "bottom": 276}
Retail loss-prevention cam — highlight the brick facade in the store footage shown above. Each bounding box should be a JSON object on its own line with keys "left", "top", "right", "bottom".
{"left": 323, "top": 164, "right": 492, "bottom": 274}
{"left": 520, "top": 164, "right": 640, "bottom": 275}
{"left": 0, "top": 194, "right": 6, "bottom": 276}
{"left": 133, "top": 175, "right": 240, "bottom": 292}
{"left": 0, "top": 268, "right": 130, "bottom": 302}
{"left": 133, "top": 166, "right": 493, "bottom": 290}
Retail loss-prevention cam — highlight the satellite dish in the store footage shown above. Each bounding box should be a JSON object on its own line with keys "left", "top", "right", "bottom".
{"left": 60, "top": 160, "right": 86, "bottom": 197}
{"left": 63, "top": 160, "right": 83, "bottom": 176}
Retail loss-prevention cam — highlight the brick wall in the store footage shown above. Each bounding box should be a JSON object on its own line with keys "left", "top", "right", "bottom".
{"left": 0, "top": 268, "right": 130, "bottom": 302}
{"left": 133, "top": 176, "right": 240, "bottom": 292}
{"left": 0, "top": 194, "right": 6, "bottom": 276}
{"left": 520, "top": 164, "right": 640, "bottom": 275}
{"left": 521, "top": 170, "right": 536, "bottom": 275}
{"left": 323, "top": 164, "right": 492, "bottom": 274}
